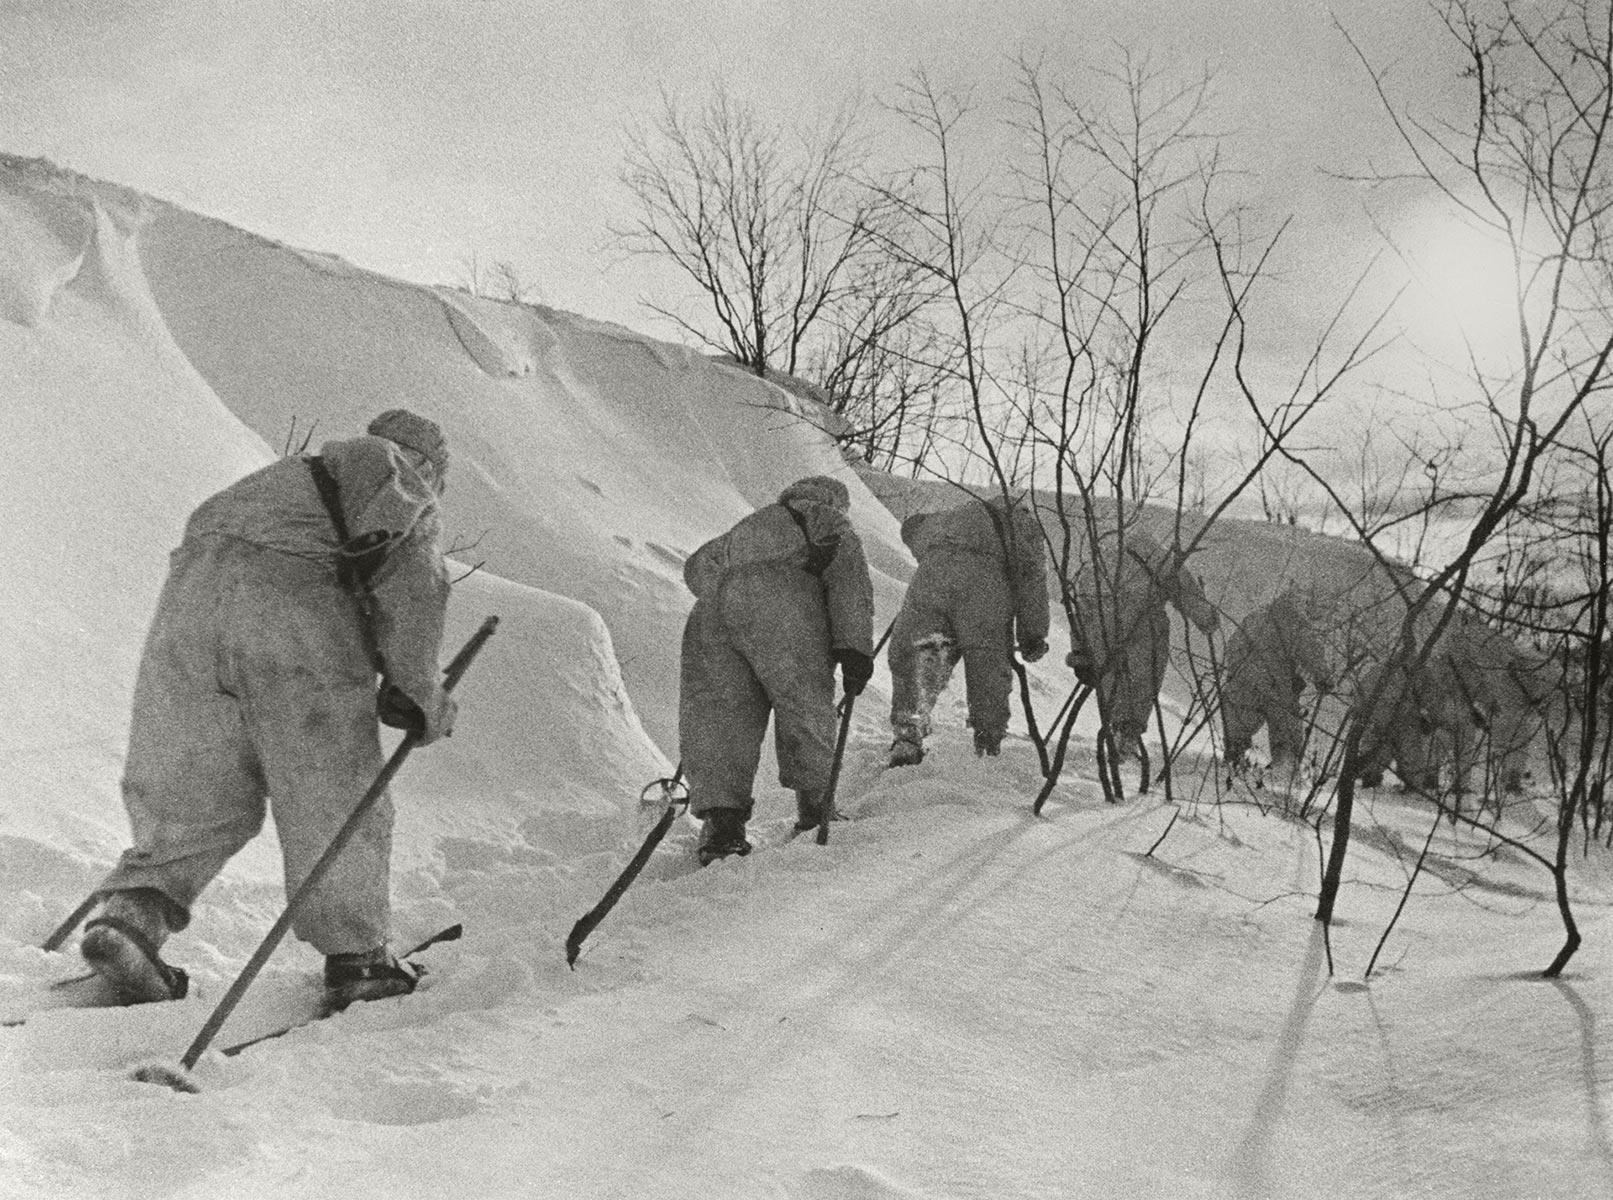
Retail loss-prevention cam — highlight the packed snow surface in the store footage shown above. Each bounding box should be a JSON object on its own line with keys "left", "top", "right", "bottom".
{"left": 3, "top": 157, "right": 1611, "bottom": 1200}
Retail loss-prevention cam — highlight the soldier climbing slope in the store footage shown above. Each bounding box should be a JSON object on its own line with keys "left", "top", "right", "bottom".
{"left": 885, "top": 493, "right": 1050, "bottom": 767}
{"left": 82, "top": 410, "right": 457, "bottom": 1011}
{"left": 1061, "top": 516, "right": 1219, "bottom": 789}
{"left": 678, "top": 476, "right": 875, "bottom": 865}
{"left": 1220, "top": 587, "right": 1334, "bottom": 784}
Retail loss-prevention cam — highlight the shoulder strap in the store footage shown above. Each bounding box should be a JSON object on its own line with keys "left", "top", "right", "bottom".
{"left": 308, "top": 455, "right": 353, "bottom": 555}
{"left": 307, "top": 456, "right": 384, "bottom": 670}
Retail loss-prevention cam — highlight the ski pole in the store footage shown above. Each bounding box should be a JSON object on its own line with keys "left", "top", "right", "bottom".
{"left": 816, "top": 696, "right": 856, "bottom": 846}
{"left": 135, "top": 615, "right": 498, "bottom": 1091}
{"left": 816, "top": 617, "right": 896, "bottom": 846}
{"left": 40, "top": 894, "right": 99, "bottom": 953}
{"left": 564, "top": 766, "right": 687, "bottom": 968}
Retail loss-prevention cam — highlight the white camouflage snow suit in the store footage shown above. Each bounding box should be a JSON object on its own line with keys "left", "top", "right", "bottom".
{"left": 1062, "top": 521, "right": 1219, "bottom": 758}
{"left": 1356, "top": 617, "right": 1560, "bottom": 799}
{"left": 678, "top": 476, "right": 874, "bottom": 818}
{"left": 887, "top": 495, "right": 1050, "bottom": 758}
{"left": 94, "top": 433, "right": 453, "bottom": 956}
{"left": 1220, "top": 589, "right": 1333, "bottom": 775}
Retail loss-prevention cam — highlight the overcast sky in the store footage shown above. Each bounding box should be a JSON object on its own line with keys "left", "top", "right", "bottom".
{"left": 3, "top": 2, "right": 1473, "bottom": 332}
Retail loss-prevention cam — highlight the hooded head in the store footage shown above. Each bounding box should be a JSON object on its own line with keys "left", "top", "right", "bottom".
{"left": 368, "top": 409, "right": 450, "bottom": 476}
{"left": 899, "top": 511, "right": 932, "bottom": 551}
{"left": 778, "top": 475, "right": 850, "bottom": 513}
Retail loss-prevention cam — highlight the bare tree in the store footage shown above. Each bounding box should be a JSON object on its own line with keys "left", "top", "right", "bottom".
{"left": 871, "top": 72, "right": 1019, "bottom": 481}
{"left": 457, "top": 253, "right": 540, "bottom": 304}
{"left": 614, "top": 85, "right": 913, "bottom": 380}
{"left": 1316, "top": 0, "right": 1613, "bottom": 975}
{"left": 810, "top": 311, "right": 958, "bottom": 474}
{"left": 862, "top": 58, "right": 1384, "bottom": 810}
{"left": 999, "top": 51, "right": 1386, "bottom": 806}
{"left": 487, "top": 260, "right": 538, "bottom": 305}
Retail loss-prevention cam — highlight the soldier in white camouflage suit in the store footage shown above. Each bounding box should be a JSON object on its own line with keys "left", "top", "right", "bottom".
{"left": 1356, "top": 616, "right": 1560, "bottom": 803}
{"left": 885, "top": 494, "right": 1050, "bottom": 766}
{"left": 82, "top": 410, "right": 456, "bottom": 1010}
{"left": 1220, "top": 588, "right": 1334, "bottom": 781}
{"left": 1063, "top": 519, "right": 1219, "bottom": 780}
{"left": 679, "top": 476, "right": 875, "bottom": 864}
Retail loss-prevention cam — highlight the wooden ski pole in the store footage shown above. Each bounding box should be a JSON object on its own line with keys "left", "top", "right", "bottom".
{"left": 564, "top": 765, "right": 686, "bottom": 967}
{"left": 816, "top": 617, "right": 896, "bottom": 846}
{"left": 136, "top": 616, "right": 498, "bottom": 1090}
{"left": 815, "top": 697, "right": 856, "bottom": 846}
{"left": 40, "top": 894, "right": 99, "bottom": 953}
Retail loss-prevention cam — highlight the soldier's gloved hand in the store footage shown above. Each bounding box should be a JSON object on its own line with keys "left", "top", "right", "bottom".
{"left": 1065, "top": 648, "right": 1098, "bottom": 688}
{"left": 377, "top": 681, "right": 425, "bottom": 733}
{"left": 833, "top": 649, "right": 875, "bottom": 697}
{"left": 1018, "top": 637, "right": 1049, "bottom": 663}
{"left": 378, "top": 683, "right": 457, "bottom": 744}
{"left": 420, "top": 689, "right": 458, "bottom": 745}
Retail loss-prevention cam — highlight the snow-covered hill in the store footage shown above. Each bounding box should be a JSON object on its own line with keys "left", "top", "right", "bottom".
{"left": 3, "top": 157, "right": 1610, "bottom": 1200}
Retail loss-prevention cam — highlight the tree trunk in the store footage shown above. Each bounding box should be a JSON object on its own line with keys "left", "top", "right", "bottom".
{"left": 1315, "top": 735, "right": 1362, "bottom": 925}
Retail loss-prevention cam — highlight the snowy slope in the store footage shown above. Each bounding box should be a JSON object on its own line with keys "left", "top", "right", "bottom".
{"left": 129, "top": 174, "right": 913, "bottom": 750}
{"left": 3, "top": 157, "right": 1612, "bottom": 1200}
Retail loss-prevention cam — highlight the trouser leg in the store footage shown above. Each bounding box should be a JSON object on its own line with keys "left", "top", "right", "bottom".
{"left": 679, "top": 605, "right": 769, "bottom": 817}
{"left": 887, "top": 644, "right": 931, "bottom": 764}
{"left": 952, "top": 576, "right": 1014, "bottom": 745}
{"left": 98, "top": 621, "right": 267, "bottom": 932}
{"left": 1266, "top": 701, "right": 1305, "bottom": 774}
{"left": 887, "top": 614, "right": 927, "bottom": 745}
{"left": 757, "top": 633, "right": 838, "bottom": 795}
{"left": 247, "top": 670, "right": 392, "bottom": 957}
{"left": 1221, "top": 698, "right": 1259, "bottom": 765}
{"left": 1110, "top": 624, "right": 1170, "bottom": 755}
{"left": 889, "top": 609, "right": 952, "bottom": 759}
{"left": 912, "top": 637, "right": 959, "bottom": 729}
{"left": 959, "top": 642, "right": 1013, "bottom": 741}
